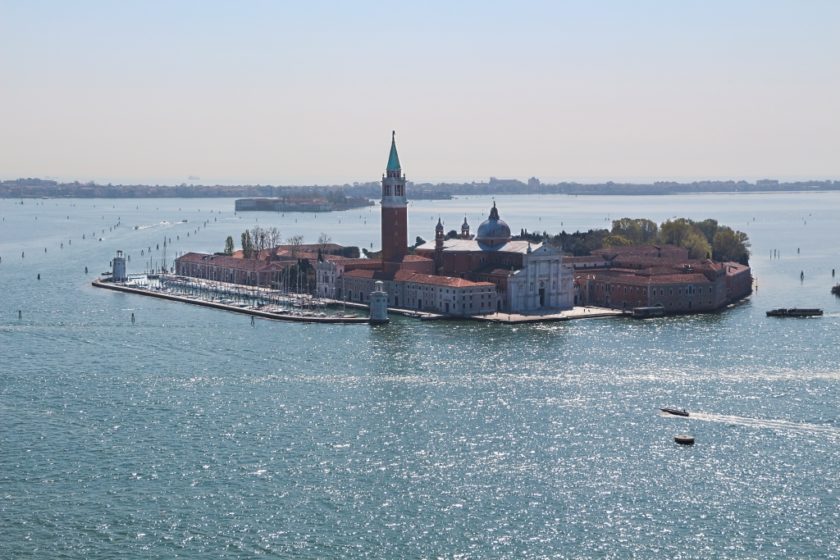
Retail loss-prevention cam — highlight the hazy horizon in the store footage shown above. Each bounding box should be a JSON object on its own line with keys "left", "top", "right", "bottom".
{"left": 6, "top": 174, "right": 840, "bottom": 188}
{"left": 3, "top": 1, "right": 839, "bottom": 185}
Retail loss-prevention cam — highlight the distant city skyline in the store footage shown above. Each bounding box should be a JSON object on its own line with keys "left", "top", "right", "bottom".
{"left": 2, "top": 1, "right": 839, "bottom": 185}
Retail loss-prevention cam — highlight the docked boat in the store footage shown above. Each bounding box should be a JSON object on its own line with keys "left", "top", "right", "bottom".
{"left": 631, "top": 305, "right": 665, "bottom": 319}
{"left": 766, "top": 308, "right": 823, "bottom": 317}
{"left": 660, "top": 407, "right": 689, "bottom": 417}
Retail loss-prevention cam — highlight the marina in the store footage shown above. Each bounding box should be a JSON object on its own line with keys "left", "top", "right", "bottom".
{"left": 91, "top": 278, "right": 370, "bottom": 324}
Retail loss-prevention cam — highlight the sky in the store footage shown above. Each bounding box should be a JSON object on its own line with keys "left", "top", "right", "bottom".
{"left": 1, "top": 0, "right": 839, "bottom": 185}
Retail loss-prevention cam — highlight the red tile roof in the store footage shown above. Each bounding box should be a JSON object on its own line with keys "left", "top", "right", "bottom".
{"left": 724, "top": 262, "right": 750, "bottom": 276}
{"left": 272, "top": 243, "right": 347, "bottom": 256}
{"left": 319, "top": 254, "right": 356, "bottom": 263}
{"left": 394, "top": 270, "right": 494, "bottom": 288}
{"left": 584, "top": 269, "right": 713, "bottom": 286}
{"left": 176, "top": 252, "right": 289, "bottom": 272}
{"left": 565, "top": 255, "right": 610, "bottom": 264}
{"left": 343, "top": 268, "right": 392, "bottom": 280}
{"left": 343, "top": 259, "right": 384, "bottom": 270}
{"left": 402, "top": 254, "right": 434, "bottom": 262}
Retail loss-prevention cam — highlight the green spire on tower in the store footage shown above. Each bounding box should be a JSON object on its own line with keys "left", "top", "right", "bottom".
{"left": 387, "top": 130, "right": 401, "bottom": 172}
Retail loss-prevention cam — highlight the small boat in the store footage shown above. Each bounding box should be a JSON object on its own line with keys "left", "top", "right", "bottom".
{"left": 660, "top": 407, "right": 689, "bottom": 417}
{"left": 832, "top": 284, "right": 840, "bottom": 296}
{"left": 766, "top": 308, "right": 823, "bottom": 317}
{"left": 674, "top": 434, "right": 695, "bottom": 445}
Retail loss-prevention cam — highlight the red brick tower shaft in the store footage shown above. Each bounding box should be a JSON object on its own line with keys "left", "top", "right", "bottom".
{"left": 381, "top": 206, "right": 407, "bottom": 263}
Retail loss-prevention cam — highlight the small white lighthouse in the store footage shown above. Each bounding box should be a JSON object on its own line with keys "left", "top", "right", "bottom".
{"left": 369, "top": 280, "right": 389, "bottom": 324}
{"left": 112, "top": 250, "right": 127, "bottom": 282}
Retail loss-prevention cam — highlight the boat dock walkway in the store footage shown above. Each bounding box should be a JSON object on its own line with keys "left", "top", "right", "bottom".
{"left": 318, "top": 298, "right": 445, "bottom": 320}
{"left": 328, "top": 299, "right": 624, "bottom": 323}
{"left": 471, "top": 306, "right": 625, "bottom": 324}
{"left": 92, "top": 280, "right": 370, "bottom": 324}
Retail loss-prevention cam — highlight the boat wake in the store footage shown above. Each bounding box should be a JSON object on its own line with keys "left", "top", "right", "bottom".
{"left": 689, "top": 412, "right": 840, "bottom": 440}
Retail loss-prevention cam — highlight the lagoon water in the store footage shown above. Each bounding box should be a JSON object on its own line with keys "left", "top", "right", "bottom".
{"left": 1, "top": 193, "right": 839, "bottom": 558}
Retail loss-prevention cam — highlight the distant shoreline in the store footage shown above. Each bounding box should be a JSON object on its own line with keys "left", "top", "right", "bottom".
{"left": 2, "top": 177, "right": 839, "bottom": 199}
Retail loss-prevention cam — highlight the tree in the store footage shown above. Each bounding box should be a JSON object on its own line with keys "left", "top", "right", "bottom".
{"left": 223, "top": 236, "right": 235, "bottom": 256}
{"left": 546, "top": 228, "right": 610, "bottom": 256}
{"left": 611, "top": 218, "right": 658, "bottom": 244}
{"left": 266, "top": 227, "right": 282, "bottom": 250}
{"left": 659, "top": 219, "right": 711, "bottom": 259}
{"left": 682, "top": 230, "right": 712, "bottom": 259}
{"left": 713, "top": 227, "right": 751, "bottom": 264}
{"left": 658, "top": 218, "right": 694, "bottom": 246}
{"left": 287, "top": 234, "right": 304, "bottom": 258}
{"left": 241, "top": 230, "right": 253, "bottom": 259}
{"left": 694, "top": 219, "right": 718, "bottom": 244}
{"left": 317, "top": 232, "right": 332, "bottom": 248}
{"left": 603, "top": 234, "right": 633, "bottom": 248}
{"left": 250, "top": 226, "right": 267, "bottom": 257}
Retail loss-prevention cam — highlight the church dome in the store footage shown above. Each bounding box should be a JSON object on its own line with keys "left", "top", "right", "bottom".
{"left": 476, "top": 202, "right": 511, "bottom": 246}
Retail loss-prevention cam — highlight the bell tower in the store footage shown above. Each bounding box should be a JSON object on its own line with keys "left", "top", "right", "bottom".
{"left": 434, "top": 217, "right": 445, "bottom": 274}
{"left": 381, "top": 131, "right": 408, "bottom": 265}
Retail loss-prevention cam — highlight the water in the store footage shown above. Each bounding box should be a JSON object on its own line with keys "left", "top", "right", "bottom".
{"left": 1, "top": 194, "right": 839, "bottom": 558}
